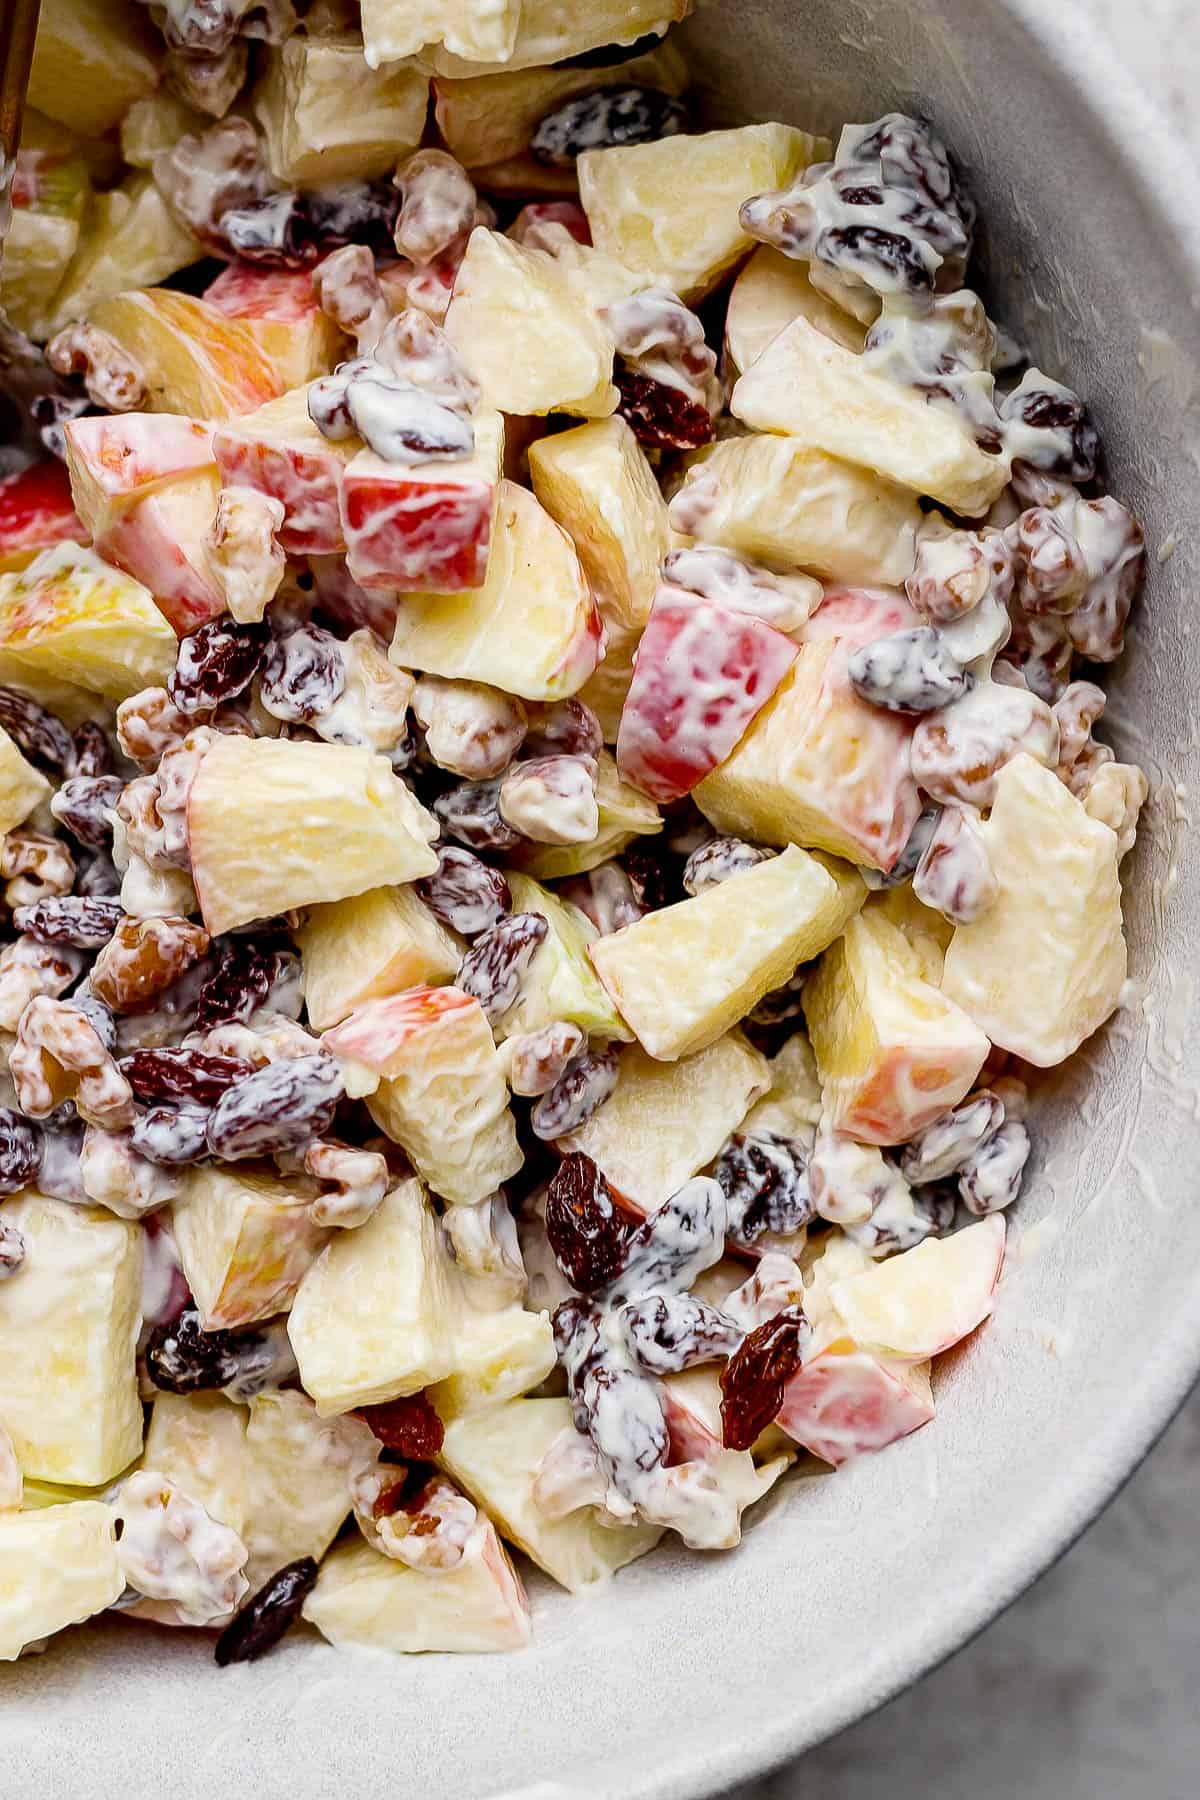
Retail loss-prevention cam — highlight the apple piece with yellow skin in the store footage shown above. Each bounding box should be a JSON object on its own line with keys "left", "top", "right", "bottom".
{"left": 172, "top": 1166, "right": 330, "bottom": 1332}
{"left": 46, "top": 178, "right": 204, "bottom": 336}
{"left": 0, "top": 1501, "right": 124, "bottom": 1662}
{"left": 253, "top": 33, "right": 428, "bottom": 186}
{"left": 0, "top": 542, "right": 176, "bottom": 707}
{"left": 0, "top": 461, "right": 84, "bottom": 576}
{"left": 775, "top": 1337, "right": 934, "bottom": 1466}
{"left": 829, "top": 1216, "right": 1006, "bottom": 1361}
{"left": 804, "top": 907, "right": 990, "bottom": 1146}
{"left": 204, "top": 262, "right": 346, "bottom": 390}
{"left": 141, "top": 1392, "right": 251, "bottom": 1538}
{"left": 507, "top": 750, "right": 662, "bottom": 879}
{"left": 213, "top": 384, "right": 357, "bottom": 557}
{"left": 298, "top": 884, "right": 464, "bottom": 1031}
{"left": 88, "top": 288, "right": 281, "bottom": 421}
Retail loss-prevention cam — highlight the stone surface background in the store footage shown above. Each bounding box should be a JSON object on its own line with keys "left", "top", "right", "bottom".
{"left": 733, "top": 5, "right": 1200, "bottom": 1796}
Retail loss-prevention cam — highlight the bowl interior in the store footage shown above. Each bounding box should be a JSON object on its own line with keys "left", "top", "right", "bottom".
{"left": 10, "top": 4, "right": 1200, "bottom": 1796}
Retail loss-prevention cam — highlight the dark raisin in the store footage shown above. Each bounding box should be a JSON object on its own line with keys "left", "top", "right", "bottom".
{"left": 70, "top": 720, "right": 113, "bottom": 777}
{"left": 145, "top": 1306, "right": 273, "bottom": 1394}
{"left": 414, "top": 845, "right": 511, "bottom": 938}
{"left": 121, "top": 1047, "right": 257, "bottom": 1106}
{"left": 618, "top": 1292, "right": 743, "bottom": 1376}
{"left": 619, "top": 841, "right": 675, "bottom": 912}
{"left": 581, "top": 1357, "right": 670, "bottom": 1489}
{"left": 900, "top": 1090, "right": 1005, "bottom": 1185}
{"left": 49, "top": 775, "right": 123, "bottom": 849}
{"left": 131, "top": 1105, "right": 213, "bottom": 1167}
{"left": 70, "top": 982, "right": 117, "bottom": 1052}
{"left": 531, "top": 86, "right": 688, "bottom": 166}
{"left": 214, "top": 1557, "right": 318, "bottom": 1666}
{"left": 258, "top": 625, "right": 346, "bottom": 724}
{"left": 76, "top": 852, "right": 123, "bottom": 898}
{"left": 307, "top": 179, "right": 400, "bottom": 256}
{"left": 220, "top": 192, "right": 317, "bottom": 269}
{"left": 615, "top": 365, "right": 715, "bottom": 451}
{"left": 0, "top": 686, "right": 73, "bottom": 771}
{"left": 12, "top": 896, "right": 124, "bottom": 948}
{"left": 719, "top": 1304, "right": 811, "bottom": 1451}
{"left": 821, "top": 222, "right": 935, "bottom": 291}
{"left": 457, "top": 911, "right": 548, "bottom": 1024}
{"left": 998, "top": 373, "right": 1098, "bottom": 483}
{"left": 205, "top": 1053, "right": 343, "bottom": 1160}
{"left": 715, "top": 1132, "right": 814, "bottom": 1247}
{"left": 544, "top": 1152, "right": 630, "bottom": 1293}
{"left": 168, "top": 618, "right": 269, "bottom": 715}
{"left": 610, "top": 1177, "right": 728, "bottom": 1303}
{"left": 531, "top": 1045, "right": 619, "bottom": 1141}
{"left": 847, "top": 627, "right": 969, "bottom": 714}
{"left": 958, "top": 1119, "right": 1030, "bottom": 1215}
{"left": 358, "top": 1391, "right": 445, "bottom": 1459}
{"left": 0, "top": 1107, "right": 44, "bottom": 1195}
{"left": 682, "top": 837, "right": 773, "bottom": 896}
{"left": 195, "top": 938, "right": 300, "bottom": 1031}
{"left": 522, "top": 699, "right": 603, "bottom": 761}
{"left": 432, "top": 777, "right": 521, "bottom": 852}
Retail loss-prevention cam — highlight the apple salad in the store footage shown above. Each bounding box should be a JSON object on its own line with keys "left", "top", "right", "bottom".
{"left": 0, "top": 0, "right": 1147, "bottom": 1666}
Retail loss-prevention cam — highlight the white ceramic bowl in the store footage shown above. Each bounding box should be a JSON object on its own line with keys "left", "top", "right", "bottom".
{"left": 11, "top": 3, "right": 1200, "bottom": 1794}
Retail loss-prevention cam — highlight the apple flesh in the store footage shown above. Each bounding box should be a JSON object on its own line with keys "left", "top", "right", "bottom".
{"left": 204, "top": 262, "right": 346, "bottom": 391}
{"left": 0, "top": 540, "right": 177, "bottom": 707}
{"left": 213, "top": 385, "right": 357, "bottom": 558}
{"left": 0, "top": 1501, "right": 124, "bottom": 1661}
{"left": 829, "top": 1215, "right": 1006, "bottom": 1360}
{"left": 172, "top": 1166, "right": 330, "bottom": 1332}
{"left": 89, "top": 288, "right": 281, "bottom": 422}
{"left": 776, "top": 1341, "right": 934, "bottom": 1466}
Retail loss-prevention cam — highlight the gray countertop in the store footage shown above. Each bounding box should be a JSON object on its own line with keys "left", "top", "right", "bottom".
{"left": 734, "top": 5, "right": 1200, "bottom": 1797}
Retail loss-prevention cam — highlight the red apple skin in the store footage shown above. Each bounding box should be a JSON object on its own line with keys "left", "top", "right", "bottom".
{"left": 802, "top": 584, "right": 919, "bottom": 649}
{"left": 776, "top": 1344, "right": 934, "bottom": 1467}
{"left": 662, "top": 1388, "right": 722, "bottom": 1466}
{"left": 212, "top": 430, "right": 347, "bottom": 557}
{"left": 99, "top": 484, "right": 226, "bottom": 635}
{"left": 340, "top": 463, "right": 496, "bottom": 592}
{"left": 322, "top": 986, "right": 476, "bottom": 1074}
{"left": 0, "top": 460, "right": 85, "bottom": 571}
{"left": 204, "top": 262, "right": 323, "bottom": 325}
{"left": 616, "top": 584, "right": 799, "bottom": 802}
{"left": 509, "top": 201, "right": 591, "bottom": 246}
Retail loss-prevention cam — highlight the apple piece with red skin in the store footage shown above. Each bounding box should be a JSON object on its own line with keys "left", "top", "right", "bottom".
{"left": 213, "top": 385, "right": 356, "bottom": 557}
{"left": 63, "top": 411, "right": 214, "bottom": 541}
{"left": 99, "top": 467, "right": 227, "bottom": 636}
{"left": 88, "top": 289, "right": 281, "bottom": 422}
{"left": 203, "top": 261, "right": 345, "bottom": 389}
{"left": 775, "top": 1338, "right": 934, "bottom": 1466}
{"left": 0, "top": 461, "right": 85, "bottom": 574}
{"left": 616, "top": 582, "right": 799, "bottom": 803}
{"left": 830, "top": 1215, "right": 1006, "bottom": 1362}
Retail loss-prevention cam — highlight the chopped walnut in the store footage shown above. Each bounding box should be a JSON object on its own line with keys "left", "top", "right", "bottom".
{"left": 1, "top": 833, "right": 76, "bottom": 909}
{"left": 91, "top": 915, "right": 211, "bottom": 1015}
{"left": 46, "top": 322, "right": 146, "bottom": 413}
{"left": 0, "top": 937, "right": 85, "bottom": 1033}
{"left": 1053, "top": 679, "right": 1108, "bottom": 779}
{"left": 116, "top": 728, "right": 215, "bottom": 872}
{"left": 505, "top": 1021, "right": 585, "bottom": 1097}
{"left": 376, "top": 1476, "right": 485, "bottom": 1572}
{"left": 153, "top": 115, "right": 268, "bottom": 245}
{"left": 198, "top": 1014, "right": 320, "bottom": 1067}
{"left": 300, "top": 1140, "right": 389, "bottom": 1228}
{"left": 907, "top": 521, "right": 1015, "bottom": 624}
{"left": 313, "top": 630, "right": 414, "bottom": 761}
{"left": 10, "top": 995, "right": 135, "bottom": 1128}
{"left": 206, "top": 486, "right": 286, "bottom": 624}
{"left": 912, "top": 804, "right": 998, "bottom": 924}
{"left": 411, "top": 675, "right": 527, "bottom": 779}
{"left": 312, "top": 244, "right": 391, "bottom": 352}
{"left": 116, "top": 688, "right": 196, "bottom": 768}
{"left": 444, "top": 1192, "right": 527, "bottom": 1304}
{"left": 114, "top": 1470, "right": 249, "bottom": 1627}
{"left": 1079, "top": 760, "right": 1148, "bottom": 858}
{"left": 1007, "top": 490, "right": 1144, "bottom": 663}
{"left": 393, "top": 149, "right": 479, "bottom": 266}
{"left": 80, "top": 1124, "right": 180, "bottom": 1217}
{"left": 163, "top": 41, "right": 249, "bottom": 120}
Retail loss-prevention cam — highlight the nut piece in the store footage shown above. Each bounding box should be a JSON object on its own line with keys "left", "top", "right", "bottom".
{"left": 498, "top": 754, "right": 599, "bottom": 845}
{"left": 10, "top": 995, "right": 135, "bottom": 1128}
{"left": 114, "top": 1469, "right": 249, "bottom": 1627}
{"left": 207, "top": 487, "right": 287, "bottom": 625}
{"left": 1, "top": 833, "right": 75, "bottom": 909}
{"left": 302, "top": 1140, "right": 389, "bottom": 1229}
{"left": 80, "top": 1125, "right": 181, "bottom": 1218}
{"left": 393, "top": 149, "right": 479, "bottom": 266}
{"left": 412, "top": 676, "right": 527, "bottom": 779}
{"left": 313, "top": 244, "right": 391, "bottom": 352}
{"left": 46, "top": 322, "right": 147, "bottom": 412}
{"left": 0, "top": 937, "right": 85, "bottom": 1032}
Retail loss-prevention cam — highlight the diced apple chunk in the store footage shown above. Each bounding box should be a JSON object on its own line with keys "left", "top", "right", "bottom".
{"left": 45, "top": 177, "right": 203, "bottom": 336}
{"left": 119, "top": 93, "right": 206, "bottom": 171}
{"left": 241, "top": 1391, "right": 375, "bottom": 1589}
{"left": 425, "top": 0, "right": 691, "bottom": 77}
{"left": 142, "top": 1393, "right": 251, "bottom": 1537}
{"left": 741, "top": 1030, "right": 824, "bottom": 1140}
{"left": 579, "top": 123, "right": 828, "bottom": 303}
{"left": 288, "top": 1180, "right": 458, "bottom": 1414}
{"left": 389, "top": 480, "right": 602, "bottom": 699}
{"left": 172, "top": 1167, "right": 329, "bottom": 1331}
{"left": 776, "top": 1340, "right": 934, "bottom": 1466}
{"left": 830, "top": 1216, "right": 1006, "bottom": 1360}
{"left": 323, "top": 988, "right": 522, "bottom": 1205}
{"left": 0, "top": 1196, "right": 141, "bottom": 1485}
{"left": 725, "top": 246, "right": 867, "bottom": 374}
{"left": 204, "top": 264, "right": 345, "bottom": 391}
{"left": 303, "top": 1519, "right": 530, "bottom": 1653}
{"left": 440, "top": 1398, "right": 664, "bottom": 1593}
{"left": 502, "top": 872, "right": 633, "bottom": 1042}
{"left": 508, "top": 750, "right": 662, "bottom": 879}
{"left": 869, "top": 885, "right": 953, "bottom": 986}
{"left": 29, "top": 0, "right": 158, "bottom": 136}
{"left": 99, "top": 467, "right": 227, "bottom": 637}
{"left": 941, "top": 753, "right": 1126, "bottom": 1066}
{"left": 0, "top": 542, "right": 176, "bottom": 707}
{"left": 254, "top": 34, "right": 428, "bottom": 185}
{"left": 0, "top": 1501, "right": 123, "bottom": 1661}
{"left": 187, "top": 736, "right": 438, "bottom": 936}
{"left": 298, "top": 885, "right": 463, "bottom": 1031}
{"left": 804, "top": 908, "right": 990, "bottom": 1146}
{"left": 444, "top": 228, "right": 618, "bottom": 418}
{"left": 731, "top": 316, "right": 1011, "bottom": 516}
{"left": 64, "top": 413, "right": 215, "bottom": 542}
{"left": 0, "top": 460, "right": 84, "bottom": 575}
{"left": 360, "top": 0, "right": 521, "bottom": 66}
{"left": 0, "top": 727, "right": 52, "bottom": 835}
{"left": 88, "top": 289, "right": 281, "bottom": 421}
{"left": 213, "top": 385, "right": 358, "bottom": 557}
{"left": 429, "top": 1305, "right": 556, "bottom": 1422}
{"left": 592, "top": 846, "right": 864, "bottom": 1061}
{"left": 578, "top": 616, "right": 641, "bottom": 745}
{"left": 558, "top": 1032, "right": 768, "bottom": 1213}
{"left": 668, "top": 434, "right": 920, "bottom": 586}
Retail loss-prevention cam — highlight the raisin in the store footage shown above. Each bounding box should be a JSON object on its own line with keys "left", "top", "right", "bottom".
{"left": 522, "top": 699, "right": 603, "bottom": 761}
{"left": 221, "top": 193, "right": 317, "bottom": 269}
{"left": 615, "top": 365, "right": 715, "bottom": 451}
{"left": 457, "top": 911, "right": 548, "bottom": 1024}
{"left": 0, "top": 1108, "right": 44, "bottom": 1196}
{"left": 168, "top": 617, "right": 269, "bottom": 715}
{"left": 308, "top": 179, "right": 400, "bottom": 257}
{"left": 998, "top": 370, "right": 1098, "bottom": 483}
{"left": 121, "top": 1047, "right": 257, "bottom": 1106}
{"left": 195, "top": 938, "right": 300, "bottom": 1031}
{"left": 358, "top": 1392, "right": 445, "bottom": 1459}
{"left": 531, "top": 86, "right": 687, "bottom": 166}
{"left": 498, "top": 754, "right": 599, "bottom": 846}
{"left": 70, "top": 982, "right": 117, "bottom": 1052}
{"left": 258, "top": 625, "right": 346, "bottom": 723}
{"left": 0, "top": 686, "right": 73, "bottom": 771}
{"left": 214, "top": 1557, "right": 318, "bottom": 1667}
{"left": 70, "top": 720, "right": 113, "bottom": 778}
{"left": 145, "top": 1306, "right": 275, "bottom": 1394}
{"left": 531, "top": 1045, "right": 619, "bottom": 1140}
{"left": 719, "top": 1303, "right": 811, "bottom": 1451}
{"left": 91, "top": 916, "right": 212, "bottom": 1015}
{"left": 958, "top": 1119, "right": 1030, "bottom": 1214}
{"left": 130, "top": 1105, "right": 212, "bottom": 1167}
{"left": 13, "top": 896, "right": 124, "bottom": 949}
{"left": 205, "top": 1053, "right": 343, "bottom": 1160}
{"left": 620, "top": 841, "right": 675, "bottom": 912}
{"left": 610, "top": 1177, "right": 728, "bottom": 1303}
{"left": 49, "top": 775, "right": 123, "bottom": 849}
{"left": 822, "top": 222, "right": 934, "bottom": 290}
{"left": 682, "top": 837, "right": 773, "bottom": 896}
{"left": 414, "top": 845, "right": 511, "bottom": 938}
{"left": 77, "top": 853, "right": 122, "bottom": 898}
{"left": 847, "top": 627, "right": 970, "bottom": 714}
{"left": 715, "top": 1132, "right": 814, "bottom": 1247}
{"left": 618, "top": 1292, "right": 743, "bottom": 1377}
{"left": 544, "top": 1152, "right": 631, "bottom": 1293}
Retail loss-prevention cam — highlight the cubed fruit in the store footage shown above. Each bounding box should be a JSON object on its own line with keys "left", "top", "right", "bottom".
{"left": 741, "top": 1030, "right": 824, "bottom": 1140}
{"left": 64, "top": 412, "right": 215, "bottom": 542}
{"left": 434, "top": 41, "right": 688, "bottom": 169}
{"left": 725, "top": 247, "right": 867, "bottom": 374}
{"left": 529, "top": 416, "right": 668, "bottom": 633}
{"left": 254, "top": 34, "right": 428, "bottom": 186}
{"left": 303, "top": 1519, "right": 531, "bottom": 1653}
{"left": 204, "top": 264, "right": 345, "bottom": 391}
{"left": 323, "top": 988, "right": 522, "bottom": 1206}
{"left": 869, "top": 885, "right": 953, "bottom": 986}
{"left": 0, "top": 542, "right": 176, "bottom": 706}
{"left": 579, "top": 123, "right": 827, "bottom": 303}
{"left": 1, "top": 152, "right": 88, "bottom": 338}
{"left": 508, "top": 749, "right": 662, "bottom": 879}
{"left": 660, "top": 1370, "right": 793, "bottom": 1529}
{"left": 288, "top": 1179, "right": 458, "bottom": 1414}
{"left": 444, "top": 229, "right": 617, "bottom": 419}
{"left": 298, "top": 885, "right": 463, "bottom": 1031}
{"left": 241, "top": 1391, "right": 375, "bottom": 1590}
{"left": 731, "top": 316, "right": 1011, "bottom": 517}
{"left": 616, "top": 584, "right": 799, "bottom": 804}
{"left": 187, "top": 736, "right": 438, "bottom": 936}
{"left": 440, "top": 1398, "right": 664, "bottom": 1592}
{"left": 213, "top": 385, "right": 358, "bottom": 557}
{"left": 578, "top": 616, "right": 641, "bottom": 744}
{"left": 0, "top": 461, "right": 84, "bottom": 575}
{"left": 142, "top": 1393, "right": 251, "bottom": 1537}
{"left": 829, "top": 1215, "right": 1006, "bottom": 1360}
{"left": 96, "top": 467, "right": 226, "bottom": 637}
{"left": 88, "top": 289, "right": 281, "bottom": 421}
{"left": 389, "top": 480, "right": 602, "bottom": 699}
{"left": 119, "top": 93, "right": 206, "bottom": 171}
{"left": 46, "top": 179, "right": 203, "bottom": 336}
{"left": 172, "top": 1167, "right": 330, "bottom": 1331}
{"left": 425, "top": 0, "right": 691, "bottom": 76}
{"left": 0, "top": 1196, "right": 141, "bottom": 1485}
{"left": 591, "top": 845, "right": 864, "bottom": 1061}
{"left": 0, "top": 726, "right": 52, "bottom": 834}
{"left": 669, "top": 434, "right": 920, "bottom": 587}
{"left": 501, "top": 872, "right": 632, "bottom": 1043}
{"left": 28, "top": 0, "right": 158, "bottom": 136}
{"left": 693, "top": 589, "right": 924, "bottom": 871}
{"left": 941, "top": 753, "right": 1126, "bottom": 1066}
{"left": 430, "top": 1304, "right": 556, "bottom": 1421}
{"left": 804, "top": 908, "right": 990, "bottom": 1145}
{"left": 360, "top": 0, "right": 521, "bottom": 66}
{"left": 342, "top": 409, "right": 506, "bottom": 593}
{"left": 0, "top": 1501, "right": 123, "bottom": 1661}
{"left": 558, "top": 1032, "right": 768, "bottom": 1213}
{"left": 775, "top": 1340, "right": 934, "bottom": 1466}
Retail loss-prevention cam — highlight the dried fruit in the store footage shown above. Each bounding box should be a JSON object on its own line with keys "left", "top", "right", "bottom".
{"left": 610, "top": 1177, "right": 728, "bottom": 1304}
{"left": 414, "top": 846, "right": 511, "bottom": 938}
{"left": 912, "top": 805, "right": 997, "bottom": 924}
{"left": 393, "top": 149, "right": 478, "bottom": 266}
{"left": 91, "top": 916, "right": 212, "bottom": 1014}
{"left": 50, "top": 776, "right": 123, "bottom": 850}
{"left": 522, "top": 699, "right": 603, "bottom": 762}
{"left": 532, "top": 85, "right": 687, "bottom": 165}
{"left": 900, "top": 1090, "right": 1006, "bottom": 1185}
{"left": 10, "top": 994, "right": 134, "bottom": 1128}
{"left": 614, "top": 365, "right": 715, "bottom": 451}
{"left": 544, "top": 1151, "right": 631, "bottom": 1294}
{"left": 719, "top": 1303, "right": 811, "bottom": 1451}
{"left": 69, "top": 721, "right": 113, "bottom": 779}
{"left": 121, "top": 1047, "right": 256, "bottom": 1106}
{"left": 12, "top": 896, "right": 124, "bottom": 950}
{"left": 146, "top": 1305, "right": 282, "bottom": 1394}
{"left": 131, "top": 1105, "right": 213, "bottom": 1167}
{"left": 457, "top": 911, "right": 548, "bottom": 1024}
{"left": 432, "top": 776, "right": 523, "bottom": 852}
{"left": 214, "top": 1557, "right": 318, "bottom": 1667}
{"left": 205, "top": 1052, "right": 343, "bottom": 1159}
{"left": 619, "top": 1292, "right": 742, "bottom": 1376}
{"left": 910, "top": 679, "right": 1059, "bottom": 810}
{"left": 958, "top": 1119, "right": 1030, "bottom": 1214}
{"left": 0, "top": 1107, "right": 44, "bottom": 1196}
{"left": 606, "top": 286, "right": 720, "bottom": 452}
{"left": 998, "top": 369, "right": 1098, "bottom": 483}
{"left": 0, "top": 686, "right": 73, "bottom": 771}
{"left": 531, "top": 1045, "right": 620, "bottom": 1140}
{"left": 195, "top": 937, "right": 302, "bottom": 1031}
{"left": 257, "top": 625, "right": 346, "bottom": 723}
{"left": 506, "top": 1021, "right": 585, "bottom": 1098}
{"left": 498, "top": 754, "right": 599, "bottom": 845}
{"left": 848, "top": 627, "right": 970, "bottom": 714}
{"left": 358, "top": 1392, "right": 445, "bottom": 1459}
{"left": 682, "top": 837, "right": 774, "bottom": 896}
{"left": 714, "top": 1132, "right": 814, "bottom": 1247}
{"left": 168, "top": 618, "right": 269, "bottom": 715}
